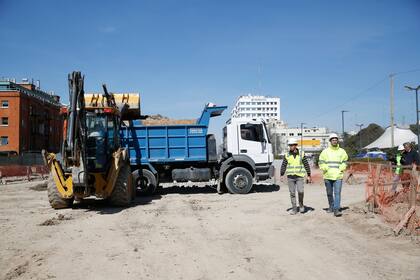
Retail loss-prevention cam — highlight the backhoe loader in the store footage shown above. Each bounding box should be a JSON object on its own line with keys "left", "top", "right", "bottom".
{"left": 42, "top": 71, "right": 139, "bottom": 209}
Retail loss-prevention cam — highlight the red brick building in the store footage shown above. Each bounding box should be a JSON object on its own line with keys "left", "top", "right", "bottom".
{"left": 0, "top": 79, "right": 63, "bottom": 154}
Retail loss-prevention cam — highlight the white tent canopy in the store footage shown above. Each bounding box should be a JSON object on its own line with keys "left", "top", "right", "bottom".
{"left": 364, "top": 126, "right": 418, "bottom": 149}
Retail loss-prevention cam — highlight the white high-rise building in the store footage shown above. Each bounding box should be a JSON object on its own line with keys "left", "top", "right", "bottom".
{"left": 231, "top": 95, "right": 281, "bottom": 122}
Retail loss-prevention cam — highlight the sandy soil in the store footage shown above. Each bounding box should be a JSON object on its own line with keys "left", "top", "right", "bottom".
{"left": 1, "top": 178, "right": 419, "bottom": 280}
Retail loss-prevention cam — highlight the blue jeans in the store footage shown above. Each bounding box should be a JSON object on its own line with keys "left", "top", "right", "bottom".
{"left": 324, "top": 179, "right": 343, "bottom": 210}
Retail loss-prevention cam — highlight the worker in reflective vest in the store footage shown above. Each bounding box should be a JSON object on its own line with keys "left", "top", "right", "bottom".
{"left": 391, "top": 145, "right": 405, "bottom": 192}
{"left": 280, "top": 138, "right": 312, "bottom": 215}
{"left": 319, "top": 133, "right": 348, "bottom": 217}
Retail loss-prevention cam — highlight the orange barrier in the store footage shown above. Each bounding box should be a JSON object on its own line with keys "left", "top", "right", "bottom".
{"left": 361, "top": 162, "right": 420, "bottom": 235}
{"left": 0, "top": 165, "right": 48, "bottom": 183}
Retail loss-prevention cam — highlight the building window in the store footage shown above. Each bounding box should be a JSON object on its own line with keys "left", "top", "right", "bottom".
{"left": 1, "top": 117, "right": 8, "bottom": 126}
{"left": 1, "top": 100, "right": 8, "bottom": 108}
{"left": 298, "top": 133, "right": 302, "bottom": 136}
{"left": 289, "top": 133, "right": 294, "bottom": 136}
{"left": 281, "top": 133, "right": 286, "bottom": 136}
{"left": 0, "top": 136, "right": 8, "bottom": 145}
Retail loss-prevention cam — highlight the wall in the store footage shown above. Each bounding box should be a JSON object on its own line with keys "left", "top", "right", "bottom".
{"left": 0, "top": 92, "right": 20, "bottom": 153}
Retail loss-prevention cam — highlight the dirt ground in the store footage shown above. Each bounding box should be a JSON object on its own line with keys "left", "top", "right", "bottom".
{"left": 1, "top": 179, "right": 420, "bottom": 280}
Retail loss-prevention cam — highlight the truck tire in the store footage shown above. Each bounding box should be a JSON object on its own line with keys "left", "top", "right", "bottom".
{"left": 132, "top": 169, "right": 157, "bottom": 195}
{"left": 225, "top": 167, "right": 253, "bottom": 194}
{"left": 47, "top": 176, "right": 74, "bottom": 209}
{"left": 109, "top": 164, "right": 134, "bottom": 206}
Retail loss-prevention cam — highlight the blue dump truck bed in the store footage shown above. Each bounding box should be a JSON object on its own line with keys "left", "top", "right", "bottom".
{"left": 121, "top": 105, "right": 227, "bottom": 165}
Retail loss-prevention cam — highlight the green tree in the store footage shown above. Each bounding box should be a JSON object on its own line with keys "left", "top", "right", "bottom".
{"left": 342, "top": 123, "right": 384, "bottom": 157}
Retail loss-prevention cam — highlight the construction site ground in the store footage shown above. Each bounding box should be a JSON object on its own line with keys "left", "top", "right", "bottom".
{"left": 1, "top": 178, "right": 420, "bottom": 280}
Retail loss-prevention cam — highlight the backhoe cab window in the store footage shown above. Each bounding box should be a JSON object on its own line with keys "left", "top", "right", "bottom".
{"left": 240, "top": 124, "right": 265, "bottom": 142}
{"left": 87, "top": 115, "right": 106, "bottom": 138}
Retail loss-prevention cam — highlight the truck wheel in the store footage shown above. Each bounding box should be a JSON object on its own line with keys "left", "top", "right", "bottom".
{"left": 132, "top": 169, "right": 157, "bottom": 195}
{"left": 109, "top": 164, "right": 133, "bottom": 206}
{"left": 225, "top": 167, "right": 253, "bottom": 194}
{"left": 47, "top": 176, "right": 74, "bottom": 209}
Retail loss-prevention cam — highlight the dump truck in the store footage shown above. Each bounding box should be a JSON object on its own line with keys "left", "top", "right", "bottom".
{"left": 121, "top": 104, "right": 274, "bottom": 194}
{"left": 42, "top": 71, "right": 140, "bottom": 209}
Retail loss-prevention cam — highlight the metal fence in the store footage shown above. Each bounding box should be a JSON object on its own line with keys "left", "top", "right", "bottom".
{"left": 0, "top": 153, "right": 45, "bottom": 166}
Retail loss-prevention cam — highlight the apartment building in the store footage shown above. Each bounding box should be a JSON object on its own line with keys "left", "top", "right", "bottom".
{"left": 0, "top": 79, "right": 62, "bottom": 154}
{"left": 231, "top": 95, "right": 280, "bottom": 122}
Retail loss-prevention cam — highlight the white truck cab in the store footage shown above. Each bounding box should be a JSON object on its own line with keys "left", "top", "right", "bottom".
{"left": 224, "top": 118, "right": 273, "bottom": 164}
{"left": 218, "top": 118, "right": 274, "bottom": 194}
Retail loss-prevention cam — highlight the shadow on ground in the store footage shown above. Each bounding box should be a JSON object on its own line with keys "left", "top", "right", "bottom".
{"left": 71, "top": 194, "right": 162, "bottom": 214}
{"left": 251, "top": 184, "right": 280, "bottom": 193}
{"left": 158, "top": 185, "right": 217, "bottom": 195}
{"left": 286, "top": 206, "right": 315, "bottom": 213}
{"left": 322, "top": 206, "right": 350, "bottom": 212}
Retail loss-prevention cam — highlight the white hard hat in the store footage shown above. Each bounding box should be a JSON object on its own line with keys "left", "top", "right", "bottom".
{"left": 288, "top": 138, "right": 298, "bottom": 145}
{"left": 397, "top": 144, "right": 404, "bottom": 151}
{"left": 329, "top": 133, "right": 339, "bottom": 141}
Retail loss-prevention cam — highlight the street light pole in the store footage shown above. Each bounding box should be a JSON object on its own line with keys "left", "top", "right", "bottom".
{"left": 356, "top": 124, "right": 364, "bottom": 151}
{"left": 300, "top": 122, "right": 306, "bottom": 155}
{"left": 341, "top": 110, "right": 348, "bottom": 141}
{"left": 390, "top": 74, "right": 395, "bottom": 147}
{"left": 405, "top": 85, "right": 420, "bottom": 154}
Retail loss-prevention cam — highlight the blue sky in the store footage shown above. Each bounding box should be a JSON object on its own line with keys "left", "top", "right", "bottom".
{"left": 1, "top": 0, "right": 419, "bottom": 139}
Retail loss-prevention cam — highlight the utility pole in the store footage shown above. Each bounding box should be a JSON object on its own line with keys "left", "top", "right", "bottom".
{"left": 300, "top": 122, "right": 306, "bottom": 157}
{"left": 356, "top": 124, "right": 364, "bottom": 151}
{"left": 390, "top": 74, "right": 395, "bottom": 147}
{"left": 341, "top": 110, "right": 348, "bottom": 141}
{"left": 405, "top": 85, "right": 420, "bottom": 153}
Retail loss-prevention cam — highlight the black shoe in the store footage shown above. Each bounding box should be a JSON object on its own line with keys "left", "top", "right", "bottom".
{"left": 334, "top": 209, "right": 342, "bottom": 217}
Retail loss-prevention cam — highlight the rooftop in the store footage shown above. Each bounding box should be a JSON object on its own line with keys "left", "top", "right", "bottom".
{"left": 0, "top": 80, "right": 61, "bottom": 106}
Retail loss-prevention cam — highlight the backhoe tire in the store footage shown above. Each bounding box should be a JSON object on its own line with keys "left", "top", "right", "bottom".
{"left": 109, "top": 164, "right": 134, "bottom": 207}
{"left": 225, "top": 167, "right": 253, "bottom": 194}
{"left": 132, "top": 169, "right": 157, "bottom": 195}
{"left": 47, "top": 176, "right": 74, "bottom": 209}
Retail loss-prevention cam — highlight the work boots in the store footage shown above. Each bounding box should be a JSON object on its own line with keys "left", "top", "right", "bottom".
{"left": 334, "top": 209, "right": 342, "bottom": 217}
{"left": 290, "top": 193, "right": 297, "bottom": 215}
{"left": 327, "top": 195, "right": 334, "bottom": 213}
{"left": 298, "top": 192, "right": 305, "bottom": 213}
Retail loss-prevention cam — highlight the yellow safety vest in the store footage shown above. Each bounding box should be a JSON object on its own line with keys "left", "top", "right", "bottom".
{"left": 285, "top": 150, "right": 306, "bottom": 177}
{"left": 395, "top": 154, "right": 402, "bottom": 175}
{"left": 319, "top": 145, "right": 348, "bottom": 180}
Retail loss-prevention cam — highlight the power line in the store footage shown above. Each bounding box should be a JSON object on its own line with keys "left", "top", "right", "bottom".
{"left": 392, "top": 68, "right": 420, "bottom": 76}
{"left": 312, "top": 76, "right": 388, "bottom": 120}
{"left": 311, "top": 68, "right": 420, "bottom": 121}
